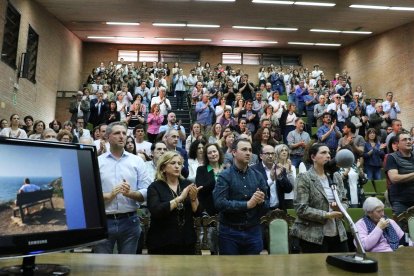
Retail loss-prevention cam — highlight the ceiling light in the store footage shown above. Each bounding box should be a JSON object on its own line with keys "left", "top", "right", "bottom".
{"left": 195, "top": 0, "right": 235, "bottom": 2}
{"left": 349, "top": 5, "right": 389, "bottom": 10}
{"left": 223, "top": 39, "right": 278, "bottom": 44}
{"left": 87, "top": 36, "right": 116, "bottom": 39}
{"left": 288, "top": 42, "right": 314, "bottom": 45}
{"left": 233, "top": 26, "right": 266, "bottom": 30}
{"left": 389, "top": 7, "right": 414, "bottom": 11}
{"left": 155, "top": 37, "right": 184, "bottom": 41}
{"left": 187, "top": 24, "right": 220, "bottom": 28}
{"left": 117, "top": 37, "right": 144, "bottom": 40}
{"left": 266, "top": 27, "right": 298, "bottom": 31}
{"left": 183, "top": 38, "right": 212, "bottom": 41}
{"left": 310, "top": 29, "right": 340, "bottom": 33}
{"left": 315, "top": 43, "right": 341, "bottom": 46}
{"left": 106, "top": 22, "right": 140, "bottom": 26}
{"left": 252, "top": 0, "right": 294, "bottom": 4}
{"left": 153, "top": 23, "right": 186, "bottom": 27}
{"left": 342, "top": 30, "right": 372, "bottom": 34}
{"left": 294, "top": 2, "right": 335, "bottom": 7}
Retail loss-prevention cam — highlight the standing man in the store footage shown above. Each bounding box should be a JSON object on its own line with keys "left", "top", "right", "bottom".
{"left": 337, "top": 121, "right": 365, "bottom": 158}
{"left": 134, "top": 124, "right": 152, "bottom": 156}
{"left": 213, "top": 138, "right": 269, "bottom": 255}
{"left": 195, "top": 94, "right": 214, "bottom": 130}
{"left": 251, "top": 145, "right": 293, "bottom": 210}
{"left": 317, "top": 112, "right": 342, "bottom": 158}
{"left": 238, "top": 74, "right": 255, "bottom": 101}
{"left": 163, "top": 129, "right": 189, "bottom": 178}
{"left": 287, "top": 118, "right": 311, "bottom": 168}
{"left": 150, "top": 87, "right": 171, "bottom": 124}
{"left": 89, "top": 90, "right": 108, "bottom": 128}
{"left": 385, "top": 132, "right": 414, "bottom": 216}
{"left": 327, "top": 93, "right": 349, "bottom": 131}
{"left": 94, "top": 122, "right": 152, "bottom": 254}
{"left": 145, "top": 141, "right": 168, "bottom": 182}
{"left": 314, "top": 94, "right": 328, "bottom": 127}
{"left": 238, "top": 100, "right": 260, "bottom": 134}
{"left": 382, "top": 91, "right": 401, "bottom": 120}
{"left": 159, "top": 112, "right": 186, "bottom": 148}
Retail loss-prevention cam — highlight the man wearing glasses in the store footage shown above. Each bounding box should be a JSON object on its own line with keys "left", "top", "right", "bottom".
{"left": 251, "top": 145, "right": 293, "bottom": 210}
{"left": 327, "top": 93, "right": 349, "bottom": 131}
{"left": 385, "top": 132, "right": 414, "bottom": 217}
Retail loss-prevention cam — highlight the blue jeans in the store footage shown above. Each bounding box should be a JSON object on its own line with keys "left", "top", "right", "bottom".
{"left": 365, "top": 165, "right": 382, "bottom": 180}
{"left": 94, "top": 214, "right": 141, "bottom": 254}
{"left": 176, "top": 90, "right": 185, "bottom": 109}
{"left": 288, "top": 93, "right": 296, "bottom": 104}
{"left": 219, "top": 224, "right": 263, "bottom": 255}
{"left": 290, "top": 154, "right": 303, "bottom": 168}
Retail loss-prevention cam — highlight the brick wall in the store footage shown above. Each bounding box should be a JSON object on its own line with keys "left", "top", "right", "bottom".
{"left": 0, "top": 0, "right": 82, "bottom": 124}
{"left": 339, "top": 22, "right": 414, "bottom": 129}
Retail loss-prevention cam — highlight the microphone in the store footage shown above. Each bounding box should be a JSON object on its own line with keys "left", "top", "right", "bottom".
{"left": 324, "top": 149, "right": 354, "bottom": 175}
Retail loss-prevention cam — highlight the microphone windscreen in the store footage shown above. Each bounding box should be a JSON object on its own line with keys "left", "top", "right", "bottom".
{"left": 335, "top": 149, "right": 355, "bottom": 168}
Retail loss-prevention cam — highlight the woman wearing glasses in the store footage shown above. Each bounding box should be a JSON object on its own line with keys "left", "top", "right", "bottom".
{"left": 146, "top": 151, "right": 202, "bottom": 254}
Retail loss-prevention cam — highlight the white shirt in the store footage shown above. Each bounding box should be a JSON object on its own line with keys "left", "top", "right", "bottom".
{"left": 262, "top": 162, "right": 279, "bottom": 208}
{"left": 382, "top": 100, "right": 401, "bottom": 120}
{"left": 150, "top": 96, "right": 171, "bottom": 116}
{"left": 135, "top": 140, "right": 152, "bottom": 156}
{"left": 327, "top": 103, "right": 349, "bottom": 122}
{"left": 269, "top": 99, "right": 286, "bottom": 119}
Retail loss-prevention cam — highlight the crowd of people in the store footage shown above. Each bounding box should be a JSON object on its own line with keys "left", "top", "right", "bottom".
{"left": 1, "top": 59, "right": 413, "bottom": 255}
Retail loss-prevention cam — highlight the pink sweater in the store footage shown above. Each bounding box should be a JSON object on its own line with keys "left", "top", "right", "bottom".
{"left": 147, "top": 113, "right": 164, "bottom": 134}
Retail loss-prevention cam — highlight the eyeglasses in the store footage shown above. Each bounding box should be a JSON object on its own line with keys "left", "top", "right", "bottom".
{"left": 261, "top": 152, "right": 276, "bottom": 156}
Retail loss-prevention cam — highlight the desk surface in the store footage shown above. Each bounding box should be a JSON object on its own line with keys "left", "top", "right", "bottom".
{"left": 0, "top": 248, "right": 413, "bottom": 275}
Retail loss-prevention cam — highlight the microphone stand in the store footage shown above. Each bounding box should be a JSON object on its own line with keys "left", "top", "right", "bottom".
{"left": 325, "top": 172, "right": 378, "bottom": 273}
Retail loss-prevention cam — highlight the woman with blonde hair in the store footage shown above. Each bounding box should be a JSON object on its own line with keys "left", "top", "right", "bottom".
{"left": 146, "top": 151, "right": 202, "bottom": 254}
{"left": 275, "top": 144, "right": 296, "bottom": 209}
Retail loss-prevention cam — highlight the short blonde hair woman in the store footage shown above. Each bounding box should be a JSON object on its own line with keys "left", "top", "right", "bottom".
{"left": 147, "top": 151, "right": 202, "bottom": 254}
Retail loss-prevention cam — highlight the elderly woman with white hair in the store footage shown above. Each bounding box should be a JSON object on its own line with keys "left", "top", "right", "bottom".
{"left": 355, "top": 197, "right": 411, "bottom": 252}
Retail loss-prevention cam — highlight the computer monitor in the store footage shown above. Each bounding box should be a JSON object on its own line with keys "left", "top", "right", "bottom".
{"left": 0, "top": 137, "right": 107, "bottom": 275}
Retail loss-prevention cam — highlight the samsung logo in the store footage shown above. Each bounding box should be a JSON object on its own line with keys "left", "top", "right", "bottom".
{"left": 28, "top": 240, "right": 48, "bottom": 246}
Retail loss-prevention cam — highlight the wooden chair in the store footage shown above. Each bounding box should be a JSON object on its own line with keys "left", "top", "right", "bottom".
{"left": 261, "top": 209, "right": 295, "bottom": 254}
{"left": 396, "top": 206, "right": 414, "bottom": 235}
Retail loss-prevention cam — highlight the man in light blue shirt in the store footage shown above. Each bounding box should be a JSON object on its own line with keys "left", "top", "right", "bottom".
{"left": 195, "top": 94, "right": 214, "bottom": 129}
{"left": 94, "top": 122, "right": 151, "bottom": 254}
{"left": 382, "top": 91, "right": 401, "bottom": 120}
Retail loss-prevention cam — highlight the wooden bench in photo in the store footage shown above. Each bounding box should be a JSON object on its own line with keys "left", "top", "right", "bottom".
{"left": 13, "top": 189, "right": 54, "bottom": 222}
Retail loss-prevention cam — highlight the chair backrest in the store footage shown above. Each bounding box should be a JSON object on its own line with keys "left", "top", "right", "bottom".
{"left": 408, "top": 217, "right": 414, "bottom": 241}
{"left": 269, "top": 219, "right": 289, "bottom": 255}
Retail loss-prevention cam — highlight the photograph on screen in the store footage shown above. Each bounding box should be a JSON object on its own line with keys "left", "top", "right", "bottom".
{"left": 0, "top": 145, "right": 70, "bottom": 235}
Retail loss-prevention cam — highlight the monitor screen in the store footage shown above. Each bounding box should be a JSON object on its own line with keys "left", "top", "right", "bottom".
{"left": 0, "top": 137, "right": 107, "bottom": 257}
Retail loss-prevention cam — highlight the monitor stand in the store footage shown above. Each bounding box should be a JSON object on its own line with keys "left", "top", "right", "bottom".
{"left": 0, "top": 256, "right": 70, "bottom": 275}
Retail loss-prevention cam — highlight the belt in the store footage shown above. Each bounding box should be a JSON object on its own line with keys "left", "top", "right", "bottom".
{"left": 106, "top": 211, "right": 136, "bottom": 220}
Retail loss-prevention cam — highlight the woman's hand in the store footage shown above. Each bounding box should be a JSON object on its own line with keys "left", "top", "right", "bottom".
{"left": 377, "top": 218, "right": 390, "bottom": 230}
{"left": 188, "top": 184, "right": 203, "bottom": 201}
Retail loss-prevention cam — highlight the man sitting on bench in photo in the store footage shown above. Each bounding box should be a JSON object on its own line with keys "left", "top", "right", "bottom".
{"left": 18, "top": 178, "right": 40, "bottom": 194}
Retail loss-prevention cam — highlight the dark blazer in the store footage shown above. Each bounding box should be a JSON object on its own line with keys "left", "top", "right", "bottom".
{"left": 195, "top": 165, "right": 218, "bottom": 216}
{"left": 251, "top": 162, "right": 293, "bottom": 210}
{"left": 89, "top": 98, "right": 108, "bottom": 127}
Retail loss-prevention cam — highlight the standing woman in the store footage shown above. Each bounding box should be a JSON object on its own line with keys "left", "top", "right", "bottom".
{"left": 49, "top": 120, "right": 62, "bottom": 133}
{"left": 275, "top": 144, "right": 296, "bottom": 209}
{"left": 124, "top": 136, "right": 137, "bottom": 155}
{"left": 104, "top": 101, "right": 121, "bottom": 125}
{"left": 195, "top": 143, "right": 224, "bottom": 254}
{"left": 208, "top": 123, "right": 222, "bottom": 144}
{"left": 280, "top": 103, "right": 297, "bottom": 144}
{"left": 146, "top": 151, "right": 202, "bottom": 254}
{"left": 252, "top": 127, "right": 277, "bottom": 157}
{"left": 147, "top": 103, "right": 164, "bottom": 143}
{"left": 291, "top": 143, "right": 349, "bottom": 253}
{"left": 185, "top": 122, "right": 205, "bottom": 153}
{"left": 188, "top": 140, "right": 206, "bottom": 183}
{"left": 363, "top": 128, "right": 386, "bottom": 181}
{"left": 0, "top": 114, "right": 27, "bottom": 139}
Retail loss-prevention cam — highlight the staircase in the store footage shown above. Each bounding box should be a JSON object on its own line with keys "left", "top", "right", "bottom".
{"left": 167, "top": 95, "right": 192, "bottom": 136}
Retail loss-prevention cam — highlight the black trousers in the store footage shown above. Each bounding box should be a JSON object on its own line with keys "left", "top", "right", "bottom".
{"left": 300, "top": 236, "right": 348, "bottom": 254}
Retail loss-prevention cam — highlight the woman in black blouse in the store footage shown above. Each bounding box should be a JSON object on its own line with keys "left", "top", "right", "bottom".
{"left": 195, "top": 143, "right": 224, "bottom": 254}
{"left": 147, "top": 151, "right": 202, "bottom": 255}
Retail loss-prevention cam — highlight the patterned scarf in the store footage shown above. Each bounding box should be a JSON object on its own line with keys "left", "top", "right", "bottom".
{"left": 363, "top": 216, "right": 399, "bottom": 251}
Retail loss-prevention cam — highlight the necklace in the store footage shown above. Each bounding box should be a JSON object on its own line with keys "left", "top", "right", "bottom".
{"left": 168, "top": 183, "right": 185, "bottom": 227}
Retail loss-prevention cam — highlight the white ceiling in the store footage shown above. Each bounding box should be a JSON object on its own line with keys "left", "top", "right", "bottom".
{"left": 35, "top": 0, "right": 414, "bottom": 48}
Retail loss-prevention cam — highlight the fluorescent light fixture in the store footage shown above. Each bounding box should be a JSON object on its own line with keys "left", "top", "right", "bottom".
{"left": 390, "top": 7, "right": 414, "bottom": 11}
{"left": 106, "top": 22, "right": 140, "bottom": 26}
{"left": 295, "top": 2, "right": 335, "bottom": 7}
{"left": 184, "top": 38, "right": 212, "bottom": 41}
{"left": 233, "top": 26, "right": 266, "bottom": 30}
{"left": 252, "top": 0, "right": 294, "bottom": 4}
{"left": 87, "top": 36, "right": 116, "bottom": 39}
{"left": 342, "top": 30, "right": 372, "bottom": 34}
{"left": 288, "top": 42, "right": 314, "bottom": 45}
{"left": 117, "top": 37, "right": 144, "bottom": 40}
{"left": 315, "top": 43, "right": 341, "bottom": 46}
{"left": 349, "top": 5, "right": 389, "bottom": 10}
{"left": 187, "top": 24, "right": 220, "bottom": 28}
{"left": 196, "top": 0, "right": 235, "bottom": 2}
{"left": 153, "top": 23, "right": 186, "bottom": 27}
{"left": 310, "top": 29, "right": 340, "bottom": 33}
{"left": 155, "top": 37, "right": 184, "bottom": 41}
{"left": 222, "top": 39, "right": 278, "bottom": 44}
{"left": 266, "top": 27, "right": 298, "bottom": 31}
